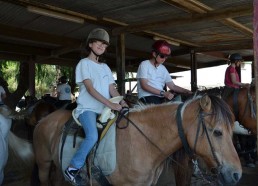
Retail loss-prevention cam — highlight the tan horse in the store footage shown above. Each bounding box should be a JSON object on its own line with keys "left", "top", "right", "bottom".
{"left": 174, "top": 87, "right": 257, "bottom": 185}
{"left": 33, "top": 94, "right": 242, "bottom": 186}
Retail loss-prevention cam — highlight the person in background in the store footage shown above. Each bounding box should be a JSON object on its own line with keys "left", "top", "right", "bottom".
{"left": 51, "top": 85, "right": 57, "bottom": 97}
{"left": 222, "top": 53, "right": 249, "bottom": 99}
{"left": 0, "top": 84, "right": 6, "bottom": 105}
{"left": 222, "top": 53, "right": 256, "bottom": 168}
{"left": 136, "top": 40, "right": 192, "bottom": 104}
{"left": 55, "top": 76, "right": 72, "bottom": 108}
{"left": 64, "top": 28, "right": 128, "bottom": 185}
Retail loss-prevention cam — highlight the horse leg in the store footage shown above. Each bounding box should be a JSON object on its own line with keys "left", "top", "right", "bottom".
{"left": 172, "top": 149, "right": 193, "bottom": 186}
{"left": 36, "top": 159, "right": 52, "bottom": 186}
{"left": 34, "top": 143, "right": 53, "bottom": 186}
{"left": 31, "top": 164, "right": 40, "bottom": 186}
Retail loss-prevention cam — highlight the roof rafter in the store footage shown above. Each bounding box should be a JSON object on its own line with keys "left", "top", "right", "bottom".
{"left": 162, "top": 0, "right": 252, "bottom": 37}
{"left": 112, "top": 4, "right": 252, "bottom": 35}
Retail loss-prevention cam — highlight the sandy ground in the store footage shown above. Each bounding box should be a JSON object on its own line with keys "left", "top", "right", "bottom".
{"left": 3, "top": 161, "right": 258, "bottom": 186}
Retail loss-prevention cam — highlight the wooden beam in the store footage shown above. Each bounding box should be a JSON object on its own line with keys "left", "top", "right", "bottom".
{"left": 196, "top": 51, "right": 228, "bottom": 60}
{"left": 164, "top": 0, "right": 253, "bottom": 37}
{"left": 194, "top": 39, "right": 253, "bottom": 52}
{"left": 221, "top": 18, "right": 253, "bottom": 37}
{"left": 0, "top": 23, "right": 81, "bottom": 47}
{"left": 0, "top": 53, "right": 28, "bottom": 62}
{"left": 161, "top": 0, "right": 207, "bottom": 13}
{"left": 145, "top": 31, "right": 199, "bottom": 47}
{"left": 112, "top": 4, "right": 252, "bottom": 35}
{"left": 0, "top": 42, "right": 51, "bottom": 56}
{"left": 4, "top": 0, "right": 97, "bottom": 22}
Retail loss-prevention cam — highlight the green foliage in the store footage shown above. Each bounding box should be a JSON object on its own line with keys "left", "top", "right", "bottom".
{"left": 35, "top": 64, "right": 57, "bottom": 97}
{"left": 1, "top": 61, "right": 73, "bottom": 98}
{"left": 0, "top": 61, "right": 19, "bottom": 91}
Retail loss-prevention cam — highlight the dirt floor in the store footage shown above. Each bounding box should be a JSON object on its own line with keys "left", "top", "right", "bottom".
{"left": 237, "top": 165, "right": 258, "bottom": 186}
{"left": 3, "top": 161, "right": 258, "bottom": 186}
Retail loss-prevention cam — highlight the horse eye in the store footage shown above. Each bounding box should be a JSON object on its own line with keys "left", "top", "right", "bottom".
{"left": 213, "top": 130, "right": 222, "bottom": 137}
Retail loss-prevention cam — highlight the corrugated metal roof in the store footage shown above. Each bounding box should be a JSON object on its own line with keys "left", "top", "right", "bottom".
{"left": 0, "top": 0, "right": 254, "bottom": 72}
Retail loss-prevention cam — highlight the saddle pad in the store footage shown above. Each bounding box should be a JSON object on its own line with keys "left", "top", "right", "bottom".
{"left": 59, "top": 133, "right": 85, "bottom": 172}
{"left": 94, "top": 123, "right": 116, "bottom": 175}
{"left": 233, "top": 121, "right": 250, "bottom": 135}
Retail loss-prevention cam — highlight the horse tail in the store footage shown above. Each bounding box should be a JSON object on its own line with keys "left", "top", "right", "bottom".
{"left": 8, "top": 131, "right": 34, "bottom": 166}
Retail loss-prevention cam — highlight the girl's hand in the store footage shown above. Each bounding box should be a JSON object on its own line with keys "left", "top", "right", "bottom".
{"left": 120, "top": 100, "right": 129, "bottom": 108}
{"left": 109, "top": 102, "right": 122, "bottom": 111}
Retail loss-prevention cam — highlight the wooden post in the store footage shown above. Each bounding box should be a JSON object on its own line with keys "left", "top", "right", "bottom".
{"left": 253, "top": 0, "right": 258, "bottom": 156}
{"left": 116, "top": 34, "right": 126, "bottom": 95}
{"left": 29, "top": 58, "right": 35, "bottom": 97}
{"left": 190, "top": 50, "right": 197, "bottom": 92}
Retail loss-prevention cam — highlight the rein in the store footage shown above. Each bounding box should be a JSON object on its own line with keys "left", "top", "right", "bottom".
{"left": 117, "top": 108, "right": 168, "bottom": 158}
{"left": 116, "top": 107, "right": 190, "bottom": 168}
{"left": 176, "top": 103, "right": 221, "bottom": 169}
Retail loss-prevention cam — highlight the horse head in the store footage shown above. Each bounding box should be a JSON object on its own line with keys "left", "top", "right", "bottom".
{"left": 182, "top": 94, "right": 242, "bottom": 185}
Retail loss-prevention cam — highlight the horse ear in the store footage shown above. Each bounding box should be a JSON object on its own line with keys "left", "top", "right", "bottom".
{"left": 200, "top": 95, "right": 211, "bottom": 112}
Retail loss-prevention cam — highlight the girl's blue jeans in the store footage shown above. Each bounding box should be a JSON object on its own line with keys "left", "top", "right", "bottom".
{"left": 70, "top": 111, "right": 98, "bottom": 169}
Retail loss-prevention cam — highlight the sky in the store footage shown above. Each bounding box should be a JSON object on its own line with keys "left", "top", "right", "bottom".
{"left": 172, "top": 62, "right": 252, "bottom": 90}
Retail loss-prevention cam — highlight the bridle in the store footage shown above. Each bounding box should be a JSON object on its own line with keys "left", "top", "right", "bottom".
{"left": 117, "top": 101, "right": 222, "bottom": 184}
{"left": 176, "top": 103, "right": 221, "bottom": 170}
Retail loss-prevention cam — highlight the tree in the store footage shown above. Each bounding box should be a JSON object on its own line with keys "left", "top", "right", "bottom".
{"left": 0, "top": 61, "right": 73, "bottom": 109}
{"left": 0, "top": 61, "right": 29, "bottom": 109}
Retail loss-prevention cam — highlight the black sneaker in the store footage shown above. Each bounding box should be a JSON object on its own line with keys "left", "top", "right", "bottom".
{"left": 64, "top": 167, "right": 87, "bottom": 186}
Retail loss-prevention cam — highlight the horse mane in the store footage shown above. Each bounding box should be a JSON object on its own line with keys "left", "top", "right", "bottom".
{"left": 130, "top": 100, "right": 179, "bottom": 113}
{"left": 131, "top": 95, "right": 233, "bottom": 131}
{"left": 187, "top": 94, "right": 233, "bottom": 128}
{"left": 207, "top": 94, "right": 234, "bottom": 128}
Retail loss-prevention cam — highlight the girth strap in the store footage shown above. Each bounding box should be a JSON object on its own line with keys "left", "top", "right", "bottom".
{"left": 60, "top": 116, "right": 77, "bottom": 171}
{"left": 233, "top": 89, "right": 240, "bottom": 121}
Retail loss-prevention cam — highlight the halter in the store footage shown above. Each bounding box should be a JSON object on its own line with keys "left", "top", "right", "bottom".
{"left": 176, "top": 102, "right": 221, "bottom": 171}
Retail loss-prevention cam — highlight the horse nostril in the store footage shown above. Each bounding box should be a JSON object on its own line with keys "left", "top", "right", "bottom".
{"left": 233, "top": 172, "right": 240, "bottom": 182}
{"left": 210, "top": 167, "right": 219, "bottom": 174}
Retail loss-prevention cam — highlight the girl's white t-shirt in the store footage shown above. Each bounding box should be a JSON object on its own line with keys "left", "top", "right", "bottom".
{"left": 75, "top": 58, "right": 115, "bottom": 117}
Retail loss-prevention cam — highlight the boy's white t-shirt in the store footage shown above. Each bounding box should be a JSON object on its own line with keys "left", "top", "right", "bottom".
{"left": 136, "top": 60, "right": 172, "bottom": 99}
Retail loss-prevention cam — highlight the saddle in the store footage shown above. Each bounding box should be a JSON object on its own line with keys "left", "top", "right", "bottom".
{"left": 59, "top": 96, "right": 125, "bottom": 184}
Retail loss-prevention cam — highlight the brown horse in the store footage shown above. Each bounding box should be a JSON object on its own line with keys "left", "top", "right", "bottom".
{"left": 224, "top": 86, "right": 256, "bottom": 134}
{"left": 23, "top": 100, "right": 57, "bottom": 141}
{"left": 26, "top": 100, "right": 57, "bottom": 127}
{"left": 33, "top": 95, "right": 242, "bottom": 186}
